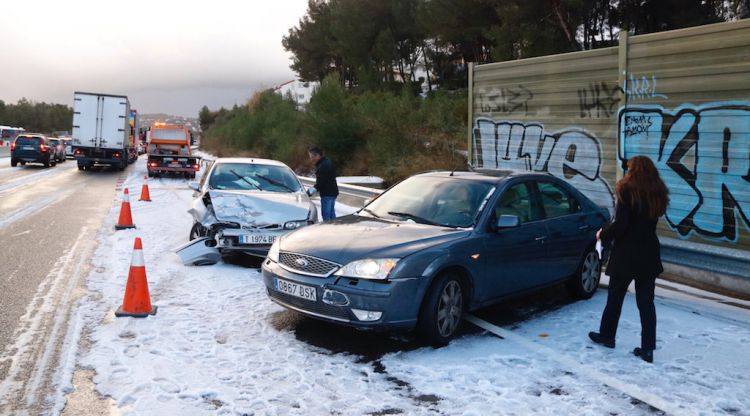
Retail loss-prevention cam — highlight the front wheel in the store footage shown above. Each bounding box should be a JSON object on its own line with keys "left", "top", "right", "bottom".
{"left": 416, "top": 273, "right": 465, "bottom": 346}
{"left": 567, "top": 249, "right": 601, "bottom": 299}
{"left": 189, "top": 222, "right": 208, "bottom": 240}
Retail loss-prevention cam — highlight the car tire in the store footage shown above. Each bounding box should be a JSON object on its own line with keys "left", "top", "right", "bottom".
{"left": 44, "top": 160, "right": 50, "bottom": 168}
{"left": 567, "top": 248, "right": 601, "bottom": 299}
{"left": 189, "top": 222, "right": 208, "bottom": 240}
{"left": 416, "top": 273, "right": 465, "bottom": 346}
{"left": 11, "top": 159, "right": 17, "bottom": 167}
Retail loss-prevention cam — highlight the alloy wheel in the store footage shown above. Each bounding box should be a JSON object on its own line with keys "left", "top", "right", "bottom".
{"left": 436, "top": 280, "right": 463, "bottom": 337}
{"left": 581, "top": 251, "right": 600, "bottom": 294}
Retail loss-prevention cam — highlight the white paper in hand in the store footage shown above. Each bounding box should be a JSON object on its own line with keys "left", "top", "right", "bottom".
{"left": 595, "top": 240, "right": 603, "bottom": 259}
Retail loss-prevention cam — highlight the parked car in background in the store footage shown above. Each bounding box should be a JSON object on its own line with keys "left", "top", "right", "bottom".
{"left": 48, "top": 138, "right": 67, "bottom": 163}
{"left": 262, "top": 170, "right": 610, "bottom": 345}
{"left": 10, "top": 134, "right": 57, "bottom": 167}
{"left": 175, "top": 157, "right": 319, "bottom": 265}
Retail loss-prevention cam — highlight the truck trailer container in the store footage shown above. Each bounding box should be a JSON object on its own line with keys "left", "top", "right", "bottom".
{"left": 71, "top": 91, "right": 132, "bottom": 171}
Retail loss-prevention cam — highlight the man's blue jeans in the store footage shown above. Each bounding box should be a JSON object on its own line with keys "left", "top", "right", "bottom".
{"left": 321, "top": 196, "right": 337, "bottom": 221}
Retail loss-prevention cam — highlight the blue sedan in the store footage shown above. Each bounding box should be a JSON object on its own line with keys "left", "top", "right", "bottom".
{"left": 262, "top": 170, "right": 610, "bottom": 345}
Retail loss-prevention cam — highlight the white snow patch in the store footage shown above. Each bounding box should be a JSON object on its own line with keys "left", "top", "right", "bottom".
{"left": 56, "top": 156, "right": 750, "bottom": 415}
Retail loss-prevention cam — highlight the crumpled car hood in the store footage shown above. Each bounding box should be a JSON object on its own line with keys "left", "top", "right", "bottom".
{"left": 208, "top": 190, "right": 311, "bottom": 227}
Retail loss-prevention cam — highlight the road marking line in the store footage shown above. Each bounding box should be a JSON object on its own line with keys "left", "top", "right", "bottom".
{"left": 465, "top": 314, "right": 698, "bottom": 416}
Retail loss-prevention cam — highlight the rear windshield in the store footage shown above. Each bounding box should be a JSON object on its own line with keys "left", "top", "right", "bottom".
{"left": 49, "top": 139, "right": 60, "bottom": 145}
{"left": 15, "top": 137, "right": 42, "bottom": 146}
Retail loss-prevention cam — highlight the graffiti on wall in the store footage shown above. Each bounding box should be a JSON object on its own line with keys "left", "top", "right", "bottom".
{"left": 473, "top": 118, "right": 614, "bottom": 209}
{"left": 624, "top": 74, "right": 668, "bottom": 101}
{"left": 578, "top": 82, "right": 622, "bottom": 118}
{"left": 477, "top": 86, "right": 534, "bottom": 115}
{"left": 619, "top": 102, "right": 750, "bottom": 242}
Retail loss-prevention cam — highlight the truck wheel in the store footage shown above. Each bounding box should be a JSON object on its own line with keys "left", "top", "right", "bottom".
{"left": 118, "top": 161, "right": 126, "bottom": 171}
{"left": 11, "top": 159, "right": 17, "bottom": 167}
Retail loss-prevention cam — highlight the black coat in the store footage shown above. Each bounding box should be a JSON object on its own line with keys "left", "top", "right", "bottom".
{"left": 600, "top": 188, "right": 664, "bottom": 278}
{"left": 314, "top": 156, "right": 339, "bottom": 197}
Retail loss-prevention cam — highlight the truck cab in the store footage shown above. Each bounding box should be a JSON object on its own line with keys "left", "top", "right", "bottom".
{"left": 146, "top": 124, "right": 201, "bottom": 179}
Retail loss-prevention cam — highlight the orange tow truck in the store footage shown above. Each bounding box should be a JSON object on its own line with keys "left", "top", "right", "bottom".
{"left": 146, "top": 124, "right": 201, "bottom": 178}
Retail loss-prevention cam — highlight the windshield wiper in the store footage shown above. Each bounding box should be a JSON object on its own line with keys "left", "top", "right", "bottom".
{"left": 387, "top": 211, "right": 438, "bottom": 226}
{"left": 229, "top": 169, "right": 262, "bottom": 191}
{"left": 360, "top": 208, "right": 381, "bottom": 218}
{"left": 255, "top": 174, "right": 295, "bottom": 192}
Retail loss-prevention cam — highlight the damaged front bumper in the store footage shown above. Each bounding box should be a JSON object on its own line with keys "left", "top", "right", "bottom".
{"left": 173, "top": 237, "right": 222, "bottom": 266}
{"left": 174, "top": 227, "right": 287, "bottom": 265}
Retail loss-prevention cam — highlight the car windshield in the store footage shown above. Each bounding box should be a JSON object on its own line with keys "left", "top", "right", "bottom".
{"left": 49, "top": 139, "right": 59, "bottom": 145}
{"left": 364, "top": 176, "right": 495, "bottom": 228}
{"left": 208, "top": 163, "right": 302, "bottom": 193}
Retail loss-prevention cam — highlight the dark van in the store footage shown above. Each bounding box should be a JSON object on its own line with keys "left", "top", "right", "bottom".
{"left": 10, "top": 134, "right": 57, "bottom": 168}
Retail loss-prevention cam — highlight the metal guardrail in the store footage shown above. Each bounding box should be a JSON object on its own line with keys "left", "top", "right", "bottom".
{"left": 298, "top": 176, "right": 383, "bottom": 201}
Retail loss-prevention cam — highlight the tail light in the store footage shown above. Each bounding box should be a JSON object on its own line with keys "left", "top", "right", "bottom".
{"left": 74, "top": 149, "right": 82, "bottom": 155}
{"left": 113, "top": 152, "right": 121, "bottom": 158}
{"left": 10, "top": 142, "right": 15, "bottom": 151}
{"left": 193, "top": 164, "right": 200, "bottom": 170}
{"left": 40, "top": 144, "right": 48, "bottom": 152}
{"left": 148, "top": 162, "right": 158, "bottom": 167}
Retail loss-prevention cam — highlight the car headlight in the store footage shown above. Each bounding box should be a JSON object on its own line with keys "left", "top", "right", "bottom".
{"left": 267, "top": 238, "right": 281, "bottom": 262}
{"left": 284, "top": 220, "right": 308, "bottom": 230}
{"left": 334, "top": 258, "right": 399, "bottom": 280}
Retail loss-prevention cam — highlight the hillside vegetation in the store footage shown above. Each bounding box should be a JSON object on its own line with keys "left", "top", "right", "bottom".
{"left": 200, "top": 78, "right": 467, "bottom": 184}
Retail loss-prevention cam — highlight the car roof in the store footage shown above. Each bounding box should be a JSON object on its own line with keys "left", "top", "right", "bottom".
{"left": 212, "top": 157, "right": 290, "bottom": 168}
{"left": 16, "top": 133, "right": 46, "bottom": 139}
{"left": 415, "top": 169, "right": 553, "bottom": 183}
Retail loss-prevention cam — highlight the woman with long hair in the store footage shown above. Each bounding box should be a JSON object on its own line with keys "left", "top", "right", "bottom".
{"left": 589, "top": 156, "right": 669, "bottom": 363}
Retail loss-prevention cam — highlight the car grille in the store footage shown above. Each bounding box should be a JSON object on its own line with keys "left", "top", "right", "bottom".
{"left": 267, "top": 288, "right": 350, "bottom": 321}
{"left": 278, "top": 252, "right": 339, "bottom": 277}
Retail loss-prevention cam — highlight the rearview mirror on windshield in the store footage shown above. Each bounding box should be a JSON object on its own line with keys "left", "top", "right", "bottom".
{"left": 496, "top": 214, "right": 520, "bottom": 229}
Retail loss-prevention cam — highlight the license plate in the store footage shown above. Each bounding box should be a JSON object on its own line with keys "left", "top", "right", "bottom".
{"left": 23, "top": 146, "right": 34, "bottom": 150}
{"left": 239, "top": 234, "right": 275, "bottom": 245}
{"left": 274, "top": 278, "right": 316, "bottom": 301}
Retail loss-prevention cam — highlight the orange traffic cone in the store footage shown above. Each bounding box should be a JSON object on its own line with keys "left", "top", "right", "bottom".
{"left": 115, "top": 237, "right": 157, "bottom": 317}
{"left": 115, "top": 188, "right": 136, "bottom": 230}
{"left": 139, "top": 176, "right": 151, "bottom": 202}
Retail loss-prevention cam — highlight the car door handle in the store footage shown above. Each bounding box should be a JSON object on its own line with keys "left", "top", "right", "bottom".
{"left": 578, "top": 225, "right": 590, "bottom": 230}
{"left": 535, "top": 236, "right": 547, "bottom": 241}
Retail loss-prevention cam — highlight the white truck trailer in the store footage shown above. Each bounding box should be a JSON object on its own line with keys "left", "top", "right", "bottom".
{"left": 71, "top": 91, "right": 132, "bottom": 171}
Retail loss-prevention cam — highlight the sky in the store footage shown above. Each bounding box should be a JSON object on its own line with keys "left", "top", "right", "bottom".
{"left": 0, "top": 0, "right": 310, "bottom": 117}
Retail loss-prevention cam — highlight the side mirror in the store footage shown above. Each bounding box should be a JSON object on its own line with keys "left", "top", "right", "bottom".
{"left": 188, "top": 181, "right": 200, "bottom": 192}
{"left": 496, "top": 214, "right": 520, "bottom": 230}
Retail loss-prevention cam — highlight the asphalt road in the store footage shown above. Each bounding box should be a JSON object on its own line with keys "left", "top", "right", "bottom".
{"left": 0, "top": 155, "right": 121, "bottom": 412}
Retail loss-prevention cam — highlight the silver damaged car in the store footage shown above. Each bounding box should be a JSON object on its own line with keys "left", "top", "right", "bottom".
{"left": 175, "top": 157, "right": 318, "bottom": 265}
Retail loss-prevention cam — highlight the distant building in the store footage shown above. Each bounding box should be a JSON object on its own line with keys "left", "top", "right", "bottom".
{"left": 274, "top": 80, "right": 318, "bottom": 108}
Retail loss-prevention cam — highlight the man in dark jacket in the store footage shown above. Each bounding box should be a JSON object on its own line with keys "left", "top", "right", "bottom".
{"left": 308, "top": 146, "right": 339, "bottom": 221}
